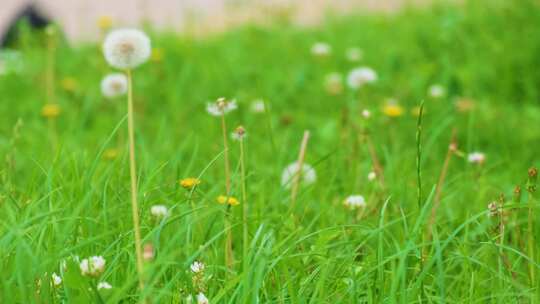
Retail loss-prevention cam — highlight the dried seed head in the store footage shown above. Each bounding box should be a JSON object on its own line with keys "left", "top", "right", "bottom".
{"left": 528, "top": 167, "right": 538, "bottom": 193}
{"left": 513, "top": 186, "right": 522, "bottom": 204}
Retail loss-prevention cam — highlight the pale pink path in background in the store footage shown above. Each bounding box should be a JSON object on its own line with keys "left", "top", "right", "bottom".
{"left": 0, "top": 0, "right": 427, "bottom": 42}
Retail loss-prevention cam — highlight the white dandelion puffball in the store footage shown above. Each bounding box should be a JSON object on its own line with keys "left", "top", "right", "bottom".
{"left": 311, "top": 42, "right": 331, "bottom": 57}
{"left": 281, "top": 162, "right": 317, "bottom": 189}
{"left": 347, "top": 67, "right": 377, "bottom": 90}
{"left": 467, "top": 152, "right": 486, "bottom": 165}
{"left": 367, "top": 171, "right": 377, "bottom": 181}
{"left": 103, "top": 29, "right": 151, "bottom": 69}
{"left": 51, "top": 273, "right": 62, "bottom": 286}
{"left": 250, "top": 99, "right": 266, "bottom": 113}
{"left": 101, "top": 73, "right": 128, "bottom": 98}
{"left": 190, "top": 261, "right": 205, "bottom": 273}
{"left": 344, "top": 195, "right": 366, "bottom": 210}
{"left": 206, "top": 98, "right": 238, "bottom": 116}
{"left": 80, "top": 256, "right": 106, "bottom": 277}
{"left": 345, "top": 47, "right": 363, "bottom": 62}
{"left": 362, "top": 109, "right": 371, "bottom": 119}
{"left": 151, "top": 205, "right": 169, "bottom": 218}
{"left": 429, "top": 84, "right": 446, "bottom": 98}
{"left": 197, "top": 293, "right": 209, "bottom": 304}
{"left": 97, "top": 281, "right": 113, "bottom": 290}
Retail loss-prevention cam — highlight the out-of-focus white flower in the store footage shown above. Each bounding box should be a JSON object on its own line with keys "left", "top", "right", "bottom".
{"left": 190, "top": 261, "right": 205, "bottom": 273}
{"left": 467, "top": 152, "right": 486, "bottom": 165}
{"left": 343, "top": 195, "right": 366, "bottom": 210}
{"left": 197, "top": 293, "right": 209, "bottom": 304}
{"left": 250, "top": 99, "right": 266, "bottom": 113}
{"left": 231, "top": 126, "right": 247, "bottom": 141}
{"left": 487, "top": 202, "right": 499, "bottom": 217}
{"left": 311, "top": 42, "right": 331, "bottom": 57}
{"left": 361, "top": 109, "right": 371, "bottom": 119}
{"left": 101, "top": 73, "right": 128, "bottom": 98}
{"left": 80, "top": 256, "right": 106, "bottom": 277}
{"left": 367, "top": 171, "right": 377, "bottom": 181}
{"left": 429, "top": 84, "right": 446, "bottom": 98}
{"left": 150, "top": 205, "right": 169, "bottom": 218}
{"left": 206, "top": 97, "right": 237, "bottom": 116}
{"left": 103, "top": 29, "right": 151, "bottom": 69}
{"left": 324, "top": 72, "right": 343, "bottom": 95}
{"left": 347, "top": 67, "right": 377, "bottom": 90}
{"left": 345, "top": 47, "right": 363, "bottom": 62}
{"left": 97, "top": 281, "right": 112, "bottom": 290}
{"left": 281, "top": 162, "right": 317, "bottom": 189}
{"left": 51, "top": 273, "right": 62, "bottom": 286}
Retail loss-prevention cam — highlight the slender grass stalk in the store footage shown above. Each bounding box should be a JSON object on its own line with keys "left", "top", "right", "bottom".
{"left": 237, "top": 127, "right": 249, "bottom": 300}
{"left": 526, "top": 167, "right": 537, "bottom": 289}
{"left": 415, "top": 101, "right": 425, "bottom": 210}
{"left": 45, "top": 25, "right": 58, "bottom": 151}
{"left": 126, "top": 69, "right": 145, "bottom": 293}
{"left": 290, "top": 131, "right": 310, "bottom": 207}
{"left": 220, "top": 112, "right": 234, "bottom": 269}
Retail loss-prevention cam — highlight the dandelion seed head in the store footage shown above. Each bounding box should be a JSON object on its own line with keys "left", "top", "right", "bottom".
{"left": 281, "top": 162, "right": 317, "bottom": 189}
{"left": 250, "top": 99, "right": 266, "bottom": 113}
{"left": 101, "top": 73, "right": 128, "bottom": 98}
{"left": 347, "top": 67, "right": 377, "bottom": 90}
{"left": 103, "top": 29, "right": 151, "bottom": 70}
{"left": 362, "top": 109, "right": 371, "bottom": 119}
{"left": 429, "top": 84, "right": 446, "bottom": 98}
{"left": 343, "top": 195, "right": 366, "bottom": 210}
{"left": 311, "top": 42, "right": 331, "bottom": 57}
{"left": 150, "top": 205, "right": 169, "bottom": 218}
{"left": 206, "top": 98, "right": 237, "bottom": 116}
{"left": 231, "top": 125, "right": 247, "bottom": 141}
{"left": 467, "top": 152, "right": 486, "bottom": 165}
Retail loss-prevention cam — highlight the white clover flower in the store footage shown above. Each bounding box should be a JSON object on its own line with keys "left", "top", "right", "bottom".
{"left": 150, "top": 205, "right": 169, "bottom": 218}
{"left": 429, "top": 84, "right": 446, "bottom": 98}
{"left": 250, "top": 99, "right": 266, "bottom": 113}
{"left": 206, "top": 98, "right": 237, "bottom": 116}
{"left": 103, "top": 29, "right": 151, "bottom": 70}
{"left": 101, "top": 73, "right": 128, "bottom": 98}
{"left": 51, "top": 272, "right": 62, "bottom": 286}
{"left": 467, "top": 152, "right": 486, "bottom": 165}
{"left": 80, "top": 256, "right": 106, "bottom": 277}
{"left": 345, "top": 47, "right": 363, "bottom": 62}
{"left": 190, "top": 261, "right": 205, "bottom": 273}
{"left": 343, "top": 195, "right": 366, "bottom": 210}
{"left": 324, "top": 72, "right": 343, "bottom": 95}
{"left": 361, "top": 109, "right": 371, "bottom": 119}
{"left": 367, "top": 171, "right": 377, "bottom": 181}
{"left": 97, "top": 281, "right": 112, "bottom": 290}
{"left": 347, "top": 67, "right": 377, "bottom": 90}
{"left": 311, "top": 42, "right": 331, "bottom": 57}
{"left": 281, "top": 162, "right": 317, "bottom": 189}
{"left": 197, "top": 293, "right": 209, "bottom": 304}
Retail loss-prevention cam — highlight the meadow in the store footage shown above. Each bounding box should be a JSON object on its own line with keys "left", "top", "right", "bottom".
{"left": 1, "top": 0, "right": 540, "bottom": 302}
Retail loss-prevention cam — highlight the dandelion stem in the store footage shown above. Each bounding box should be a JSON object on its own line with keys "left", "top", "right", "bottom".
{"left": 526, "top": 167, "right": 537, "bottom": 289}
{"left": 126, "top": 69, "right": 145, "bottom": 293}
{"left": 415, "top": 101, "right": 425, "bottom": 210}
{"left": 220, "top": 112, "right": 234, "bottom": 269}
{"left": 239, "top": 136, "right": 249, "bottom": 292}
{"left": 291, "top": 130, "right": 310, "bottom": 208}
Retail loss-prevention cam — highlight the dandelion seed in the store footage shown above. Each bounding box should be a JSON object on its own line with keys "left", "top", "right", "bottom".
{"left": 101, "top": 73, "right": 128, "bottom": 98}
{"left": 368, "top": 171, "right": 377, "bottom": 182}
{"left": 231, "top": 125, "right": 247, "bottom": 141}
{"left": 324, "top": 72, "right": 343, "bottom": 95}
{"left": 103, "top": 29, "right": 151, "bottom": 70}
{"left": 79, "top": 256, "right": 106, "bottom": 277}
{"left": 343, "top": 195, "right": 366, "bottom": 210}
{"left": 467, "top": 152, "right": 486, "bottom": 165}
{"left": 190, "top": 261, "right": 205, "bottom": 273}
{"left": 97, "top": 16, "right": 113, "bottom": 31}
{"left": 180, "top": 178, "right": 201, "bottom": 190}
{"left": 361, "top": 109, "right": 371, "bottom": 119}
{"left": 281, "top": 162, "right": 317, "bottom": 189}
{"left": 428, "top": 84, "right": 445, "bottom": 98}
{"left": 347, "top": 67, "right": 377, "bottom": 90}
{"left": 97, "top": 282, "right": 112, "bottom": 290}
{"left": 382, "top": 99, "right": 404, "bottom": 117}
{"left": 311, "top": 42, "right": 331, "bottom": 57}
{"left": 206, "top": 97, "right": 237, "bottom": 116}
{"left": 41, "top": 104, "right": 61, "bottom": 118}
{"left": 250, "top": 99, "right": 266, "bottom": 113}
{"left": 51, "top": 273, "right": 62, "bottom": 286}
{"left": 217, "top": 195, "right": 240, "bottom": 206}
{"left": 197, "top": 293, "right": 209, "bottom": 304}
{"left": 150, "top": 205, "right": 169, "bottom": 218}
{"left": 345, "top": 47, "right": 363, "bottom": 62}
{"left": 143, "top": 243, "right": 154, "bottom": 261}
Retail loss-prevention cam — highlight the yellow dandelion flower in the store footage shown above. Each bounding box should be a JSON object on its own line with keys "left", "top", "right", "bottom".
{"left": 150, "top": 48, "right": 164, "bottom": 63}
{"left": 180, "top": 178, "right": 201, "bottom": 190}
{"left": 97, "top": 16, "right": 113, "bottom": 31}
{"left": 61, "top": 77, "right": 78, "bottom": 93}
{"left": 41, "top": 104, "right": 61, "bottom": 118}
{"left": 217, "top": 195, "right": 240, "bottom": 206}
{"left": 103, "top": 148, "right": 119, "bottom": 160}
{"left": 382, "top": 104, "right": 404, "bottom": 117}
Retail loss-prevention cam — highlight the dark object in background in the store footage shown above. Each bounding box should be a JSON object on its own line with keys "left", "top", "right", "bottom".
{"left": 1, "top": 4, "right": 51, "bottom": 47}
